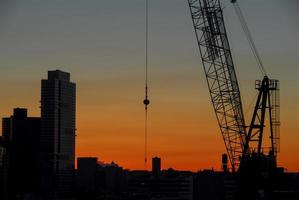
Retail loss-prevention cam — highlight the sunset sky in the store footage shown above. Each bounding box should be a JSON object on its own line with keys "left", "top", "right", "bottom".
{"left": 0, "top": 0, "right": 298, "bottom": 171}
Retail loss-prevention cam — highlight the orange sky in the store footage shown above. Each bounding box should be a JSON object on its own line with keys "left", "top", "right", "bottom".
{"left": 74, "top": 94, "right": 299, "bottom": 172}
{"left": 1, "top": 80, "right": 299, "bottom": 172}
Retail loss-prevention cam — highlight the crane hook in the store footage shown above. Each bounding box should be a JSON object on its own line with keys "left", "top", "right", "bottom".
{"left": 143, "top": 85, "right": 150, "bottom": 110}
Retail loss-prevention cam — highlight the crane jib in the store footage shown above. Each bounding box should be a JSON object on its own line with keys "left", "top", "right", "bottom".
{"left": 188, "top": 0, "right": 247, "bottom": 172}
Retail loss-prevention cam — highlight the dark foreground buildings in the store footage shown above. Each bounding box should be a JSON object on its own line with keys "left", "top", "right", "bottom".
{"left": 76, "top": 157, "right": 127, "bottom": 199}
{"left": 76, "top": 157, "right": 194, "bottom": 200}
{"left": 75, "top": 157, "right": 299, "bottom": 200}
{"left": 0, "top": 70, "right": 76, "bottom": 200}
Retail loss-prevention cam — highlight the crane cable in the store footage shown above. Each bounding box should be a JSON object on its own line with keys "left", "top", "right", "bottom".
{"left": 143, "top": 0, "right": 150, "bottom": 166}
{"left": 232, "top": 1, "right": 267, "bottom": 76}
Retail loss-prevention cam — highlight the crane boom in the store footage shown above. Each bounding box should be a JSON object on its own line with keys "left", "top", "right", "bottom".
{"left": 187, "top": 0, "right": 246, "bottom": 171}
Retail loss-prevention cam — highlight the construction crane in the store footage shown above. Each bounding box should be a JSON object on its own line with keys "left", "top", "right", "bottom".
{"left": 187, "top": 0, "right": 280, "bottom": 175}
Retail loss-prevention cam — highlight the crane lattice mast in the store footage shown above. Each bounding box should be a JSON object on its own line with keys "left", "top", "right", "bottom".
{"left": 187, "top": 0, "right": 247, "bottom": 172}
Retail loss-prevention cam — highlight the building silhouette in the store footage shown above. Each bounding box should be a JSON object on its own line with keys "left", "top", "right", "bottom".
{"left": 0, "top": 136, "right": 8, "bottom": 200}
{"left": 152, "top": 156, "right": 161, "bottom": 177}
{"left": 77, "top": 157, "right": 98, "bottom": 195}
{"left": 1, "top": 108, "right": 41, "bottom": 199}
{"left": 76, "top": 157, "right": 127, "bottom": 199}
{"left": 128, "top": 158, "right": 194, "bottom": 200}
{"left": 40, "top": 70, "right": 76, "bottom": 198}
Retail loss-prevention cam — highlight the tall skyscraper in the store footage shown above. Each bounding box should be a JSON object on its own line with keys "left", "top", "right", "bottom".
{"left": 40, "top": 70, "right": 76, "bottom": 197}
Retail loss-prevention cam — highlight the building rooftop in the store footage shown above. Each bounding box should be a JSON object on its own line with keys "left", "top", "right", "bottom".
{"left": 47, "top": 69, "right": 70, "bottom": 81}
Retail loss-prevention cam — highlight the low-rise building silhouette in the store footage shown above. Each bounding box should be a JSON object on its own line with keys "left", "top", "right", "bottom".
{"left": 0, "top": 136, "right": 9, "bottom": 200}
{"left": 152, "top": 157, "right": 161, "bottom": 177}
{"left": 77, "top": 157, "right": 98, "bottom": 195}
{"left": 76, "top": 157, "right": 127, "bottom": 199}
{"left": 128, "top": 158, "right": 194, "bottom": 200}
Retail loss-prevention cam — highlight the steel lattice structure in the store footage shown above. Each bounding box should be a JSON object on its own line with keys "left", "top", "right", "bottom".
{"left": 187, "top": 0, "right": 247, "bottom": 171}
{"left": 243, "top": 77, "right": 280, "bottom": 158}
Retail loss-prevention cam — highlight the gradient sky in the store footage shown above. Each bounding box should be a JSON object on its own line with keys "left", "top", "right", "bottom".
{"left": 0, "top": 0, "right": 298, "bottom": 171}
